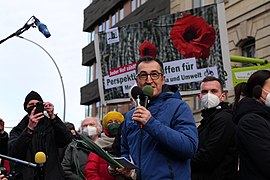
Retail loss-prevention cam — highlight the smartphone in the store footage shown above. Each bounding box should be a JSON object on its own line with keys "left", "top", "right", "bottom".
{"left": 35, "top": 101, "right": 44, "bottom": 114}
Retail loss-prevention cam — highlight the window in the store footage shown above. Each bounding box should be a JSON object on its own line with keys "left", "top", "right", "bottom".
{"left": 87, "top": 64, "right": 94, "bottom": 83}
{"left": 115, "top": 11, "right": 119, "bottom": 24}
{"left": 96, "top": 101, "right": 102, "bottom": 121}
{"left": 102, "top": 21, "right": 106, "bottom": 31}
{"left": 141, "top": 0, "right": 147, "bottom": 4}
{"left": 131, "top": 0, "right": 136, "bottom": 12}
{"left": 91, "top": 31, "right": 95, "bottom": 41}
{"left": 88, "top": 32, "right": 92, "bottom": 42}
{"left": 88, "top": 31, "right": 95, "bottom": 42}
{"left": 132, "top": 0, "right": 146, "bottom": 11}
{"left": 137, "top": 0, "right": 140, "bottom": 7}
{"left": 98, "top": 22, "right": 106, "bottom": 32}
{"left": 98, "top": 24, "right": 103, "bottom": 32}
{"left": 85, "top": 105, "right": 92, "bottom": 117}
{"left": 112, "top": 13, "right": 116, "bottom": 26}
{"left": 95, "top": 63, "right": 98, "bottom": 80}
{"left": 120, "top": 7, "right": 124, "bottom": 20}
{"left": 105, "top": 18, "right": 110, "bottom": 30}
{"left": 242, "top": 38, "right": 255, "bottom": 58}
{"left": 193, "top": 0, "right": 202, "bottom": 8}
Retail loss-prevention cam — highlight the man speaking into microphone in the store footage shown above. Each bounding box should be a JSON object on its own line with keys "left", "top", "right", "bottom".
{"left": 112, "top": 56, "right": 198, "bottom": 179}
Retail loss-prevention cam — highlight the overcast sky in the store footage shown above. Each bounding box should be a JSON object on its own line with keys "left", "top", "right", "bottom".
{"left": 0, "top": 1, "right": 90, "bottom": 132}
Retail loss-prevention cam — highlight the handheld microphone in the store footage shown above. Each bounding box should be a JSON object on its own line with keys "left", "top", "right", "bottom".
{"left": 35, "top": 152, "right": 46, "bottom": 180}
{"left": 34, "top": 17, "right": 51, "bottom": 38}
{"left": 131, "top": 86, "right": 143, "bottom": 107}
{"left": 35, "top": 152, "right": 46, "bottom": 164}
{"left": 142, "top": 85, "right": 153, "bottom": 108}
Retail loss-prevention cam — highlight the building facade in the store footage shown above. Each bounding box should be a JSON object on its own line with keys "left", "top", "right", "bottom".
{"left": 81, "top": 0, "right": 170, "bottom": 118}
{"left": 172, "top": 0, "right": 270, "bottom": 64}
{"left": 81, "top": 0, "right": 270, "bottom": 122}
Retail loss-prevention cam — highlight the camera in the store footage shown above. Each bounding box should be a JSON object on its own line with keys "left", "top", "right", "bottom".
{"left": 0, "top": 167, "right": 7, "bottom": 176}
{"left": 35, "top": 101, "right": 44, "bottom": 114}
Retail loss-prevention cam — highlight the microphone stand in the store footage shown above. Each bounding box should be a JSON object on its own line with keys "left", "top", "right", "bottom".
{"left": 0, "top": 154, "right": 37, "bottom": 168}
{"left": 34, "top": 164, "right": 44, "bottom": 180}
{"left": 0, "top": 16, "right": 36, "bottom": 44}
{"left": 0, "top": 153, "right": 46, "bottom": 180}
{"left": 0, "top": 16, "right": 67, "bottom": 121}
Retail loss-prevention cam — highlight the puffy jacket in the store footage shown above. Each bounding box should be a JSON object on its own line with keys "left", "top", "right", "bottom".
{"left": 233, "top": 97, "right": 270, "bottom": 180}
{"left": 84, "top": 152, "right": 116, "bottom": 180}
{"left": 121, "top": 86, "right": 198, "bottom": 180}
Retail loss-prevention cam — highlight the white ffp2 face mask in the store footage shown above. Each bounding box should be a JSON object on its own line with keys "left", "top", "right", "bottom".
{"left": 82, "top": 125, "right": 97, "bottom": 138}
{"left": 262, "top": 89, "right": 270, "bottom": 107}
{"left": 201, "top": 93, "right": 220, "bottom": 109}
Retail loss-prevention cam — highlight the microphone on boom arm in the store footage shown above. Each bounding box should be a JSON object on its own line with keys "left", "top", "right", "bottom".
{"left": 33, "top": 16, "right": 51, "bottom": 38}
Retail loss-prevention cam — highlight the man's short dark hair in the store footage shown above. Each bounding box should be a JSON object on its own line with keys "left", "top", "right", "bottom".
{"left": 136, "top": 56, "right": 164, "bottom": 74}
{"left": 201, "top": 76, "right": 224, "bottom": 91}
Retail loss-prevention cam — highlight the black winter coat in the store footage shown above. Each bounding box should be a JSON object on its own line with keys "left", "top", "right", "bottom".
{"left": 8, "top": 115, "right": 72, "bottom": 180}
{"left": 191, "top": 102, "right": 238, "bottom": 180}
{"left": 233, "top": 97, "right": 270, "bottom": 180}
{"left": 0, "top": 131, "right": 8, "bottom": 167}
{"left": 0, "top": 131, "right": 8, "bottom": 155}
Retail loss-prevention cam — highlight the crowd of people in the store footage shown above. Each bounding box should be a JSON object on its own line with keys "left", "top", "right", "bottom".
{"left": 1, "top": 56, "right": 270, "bottom": 180}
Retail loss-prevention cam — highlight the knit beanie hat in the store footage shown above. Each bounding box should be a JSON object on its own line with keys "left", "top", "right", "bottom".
{"left": 23, "top": 91, "right": 43, "bottom": 111}
{"left": 102, "top": 111, "right": 124, "bottom": 130}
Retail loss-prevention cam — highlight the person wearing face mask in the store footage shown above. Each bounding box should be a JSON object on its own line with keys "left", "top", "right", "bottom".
{"left": 95, "top": 111, "right": 124, "bottom": 150}
{"left": 8, "top": 91, "right": 73, "bottom": 180}
{"left": 191, "top": 76, "right": 238, "bottom": 180}
{"left": 233, "top": 70, "right": 270, "bottom": 180}
{"left": 84, "top": 111, "right": 124, "bottom": 180}
{"left": 61, "top": 117, "right": 101, "bottom": 180}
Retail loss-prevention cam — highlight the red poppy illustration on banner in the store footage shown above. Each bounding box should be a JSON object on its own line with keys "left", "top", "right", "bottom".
{"left": 170, "top": 14, "right": 216, "bottom": 59}
{"left": 138, "top": 40, "right": 157, "bottom": 58}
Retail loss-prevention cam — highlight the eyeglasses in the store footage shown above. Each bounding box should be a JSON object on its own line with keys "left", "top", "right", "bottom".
{"left": 136, "top": 71, "right": 163, "bottom": 80}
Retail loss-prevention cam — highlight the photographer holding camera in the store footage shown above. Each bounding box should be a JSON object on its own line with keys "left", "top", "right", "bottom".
{"left": 8, "top": 91, "right": 72, "bottom": 180}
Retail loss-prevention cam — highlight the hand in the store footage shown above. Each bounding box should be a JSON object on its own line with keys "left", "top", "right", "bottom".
{"left": 44, "top": 102, "right": 56, "bottom": 119}
{"left": 108, "top": 166, "right": 132, "bottom": 177}
{"left": 0, "top": 174, "right": 8, "bottom": 180}
{"left": 116, "top": 167, "right": 133, "bottom": 177}
{"left": 108, "top": 165, "right": 120, "bottom": 176}
{"left": 28, "top": 107, "right": 44, "bottom": 130}
{"left": 132, "top": 106, "right": 151, "bottom": 125}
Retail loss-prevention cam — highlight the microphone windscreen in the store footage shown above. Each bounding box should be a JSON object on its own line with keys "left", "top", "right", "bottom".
{"left": 35, "top": 152, "right": 46, "bottom": 164}
{"left": 142, "top": 85, "right": 153, "bottom": 97}
{"left": 131, "top": 86, "right": 143, "bottom": 99}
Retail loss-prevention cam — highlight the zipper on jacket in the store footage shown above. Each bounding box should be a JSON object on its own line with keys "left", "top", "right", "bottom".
{"left": 166, "top": 159, "right": 174, "bottom": 180}
{"left": 138, "top": 128, "right": 143, "bottom": 180}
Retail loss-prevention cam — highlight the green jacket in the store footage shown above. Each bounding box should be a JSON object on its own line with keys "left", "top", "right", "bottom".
{"left": 61, "top": 139, "right": 91, "bottom": 180}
